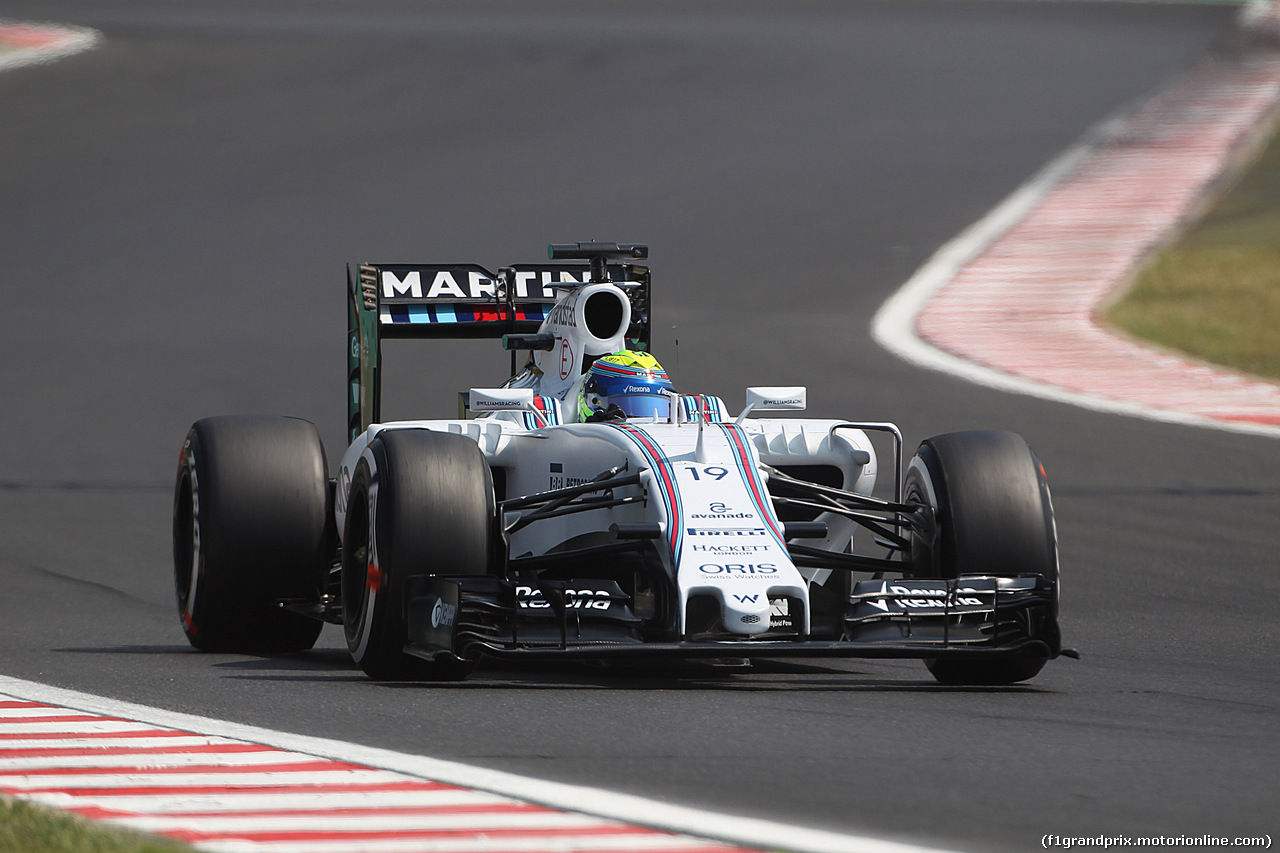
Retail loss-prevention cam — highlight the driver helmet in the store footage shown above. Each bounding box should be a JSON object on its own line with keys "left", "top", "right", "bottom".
{"left": 578, "top": 350, "right": 674, "bottom": 421}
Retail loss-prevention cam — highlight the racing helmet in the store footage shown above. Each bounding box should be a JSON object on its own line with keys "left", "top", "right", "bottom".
{"left": 578, "top": 350, "right": 674, "bottom": 421}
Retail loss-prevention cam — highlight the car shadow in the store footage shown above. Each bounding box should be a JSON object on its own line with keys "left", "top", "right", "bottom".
{"left": 53, "top": 646, "right": 1051, "bottom": 692}
{"left": 370, "top": 658, "right": 1051, "bottom": 693}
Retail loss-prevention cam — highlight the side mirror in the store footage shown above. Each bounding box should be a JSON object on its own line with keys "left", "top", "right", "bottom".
{"left": 736, "top": 387, "right": 807, "bottom": 423}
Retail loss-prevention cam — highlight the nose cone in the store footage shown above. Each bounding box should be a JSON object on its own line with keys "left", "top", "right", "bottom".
{"left": 720, "top": 592, "right": 773, "bottom": 636}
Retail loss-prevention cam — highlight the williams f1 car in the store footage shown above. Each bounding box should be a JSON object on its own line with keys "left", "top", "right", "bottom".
{"left": 173, "top": 242, "right": 1073, "bottom": 685}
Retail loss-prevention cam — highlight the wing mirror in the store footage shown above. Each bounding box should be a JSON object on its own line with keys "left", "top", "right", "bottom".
{"left": 735, "top": 386, "right": 807, "bottom": 423}
{"left": 464, "top": 388, "right": 536, "bottom": 415}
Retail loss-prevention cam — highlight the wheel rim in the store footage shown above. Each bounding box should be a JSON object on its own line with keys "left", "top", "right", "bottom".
{"left": 173, "top": 463, "right": 201, "bottom": 636}
{"left": 341, "top": 481, "right": 372, "bottom": 651}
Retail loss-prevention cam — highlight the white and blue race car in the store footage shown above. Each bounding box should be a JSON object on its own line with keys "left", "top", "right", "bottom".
{"left": 173, "top": 243, "right": 1072, "bottom": 685}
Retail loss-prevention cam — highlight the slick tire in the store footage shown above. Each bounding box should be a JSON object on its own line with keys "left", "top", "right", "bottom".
{"left": 173, "top": 416, "right": 331, "bottom": 653}
{"left": 903, "top": 430, "right": 1058, "bottom": 686}
{"left": 341, "top": 429, "right": 494, "bottom": 681}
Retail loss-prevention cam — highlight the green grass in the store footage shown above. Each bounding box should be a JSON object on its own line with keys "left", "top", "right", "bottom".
{"left": 0, "top": 797, "right": 192, "bottom": 853}
{"left": 1106, "top": 120, "right": 1280, "bottom": 381}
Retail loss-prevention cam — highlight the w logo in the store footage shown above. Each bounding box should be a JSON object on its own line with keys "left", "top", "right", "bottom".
{"left": 733, "top": 594, "right": 759, "bottom": 604}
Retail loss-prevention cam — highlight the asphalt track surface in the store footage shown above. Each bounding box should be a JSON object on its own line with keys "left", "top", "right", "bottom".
{"left": 1, "top": 2, "right": 1277, "bottom": 851}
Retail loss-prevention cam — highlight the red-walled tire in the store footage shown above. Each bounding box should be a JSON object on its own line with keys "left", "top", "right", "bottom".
{"left": 341, "top": 429, "right": 494, "bottom": 681}
{"left": 903, "top": 430, "right": 1059, "bottom": 685}
{"left": 174, "top": 416, "right": 330, "bottom": 653}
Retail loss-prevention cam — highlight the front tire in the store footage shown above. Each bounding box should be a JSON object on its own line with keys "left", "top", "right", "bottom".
{"left": 173, "top": 416, "right": 330, "bottom": 653}
{"left": 341, "top": 429, "right": 495, "bottom": 680}
{"left": 903, "top": 430, "right": 1059, "bottom": 685}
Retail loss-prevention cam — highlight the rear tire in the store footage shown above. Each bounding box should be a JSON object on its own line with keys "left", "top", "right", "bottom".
{"left": 341, "top": 429, "right": 494, "bottom": 680}
{"left": 903, "top": 430, "right": 1058, "bottom": 685}
{"left": 173, "top": 416, "right": 330, "bottom": 653}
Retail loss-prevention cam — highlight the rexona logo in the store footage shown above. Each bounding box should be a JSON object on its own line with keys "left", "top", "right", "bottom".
{"left": 431, "top": 597, "right": 457, "bottom": 629}
{"left": 516, "top": 585, "right": 613, "bottom": 610}
{"left": 698, "top": 563, "right": 778, "bottom": 575}
{"left": 688, "top": 528, "right": 769, "bottom": 537}
{"left": 871, "top": 584, "right": 985, "bottom": 610}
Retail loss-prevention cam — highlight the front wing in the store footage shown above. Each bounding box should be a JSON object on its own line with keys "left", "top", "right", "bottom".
{"left": 405, "top": 574, "right": 1061, "bottom": 666}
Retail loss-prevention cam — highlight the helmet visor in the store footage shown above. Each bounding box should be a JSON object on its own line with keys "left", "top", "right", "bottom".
{"left": 610, "top": 391, "right": 672, "bottom": 419}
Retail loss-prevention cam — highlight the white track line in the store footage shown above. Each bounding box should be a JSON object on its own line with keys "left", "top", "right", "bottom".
{"left": 0, "top": 676, "right": 957, "bottom": 853}
{"left": 23, "top": 789, "right": 513, "bottom": 813}
{"left": 191, "top": 839, "right": 756, "bottom": 853}
{"left": 873, "top": 0, "right": 1280, "bottom": 439}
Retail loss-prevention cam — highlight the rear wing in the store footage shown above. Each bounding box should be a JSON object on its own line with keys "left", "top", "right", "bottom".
{"left": 347, "top": 257, "right": 651, "bottom": 443}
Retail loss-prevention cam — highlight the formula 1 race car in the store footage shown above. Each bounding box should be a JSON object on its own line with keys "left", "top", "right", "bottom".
{"left": 173, "top": 242, "right": 1073, "bottom": 685}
